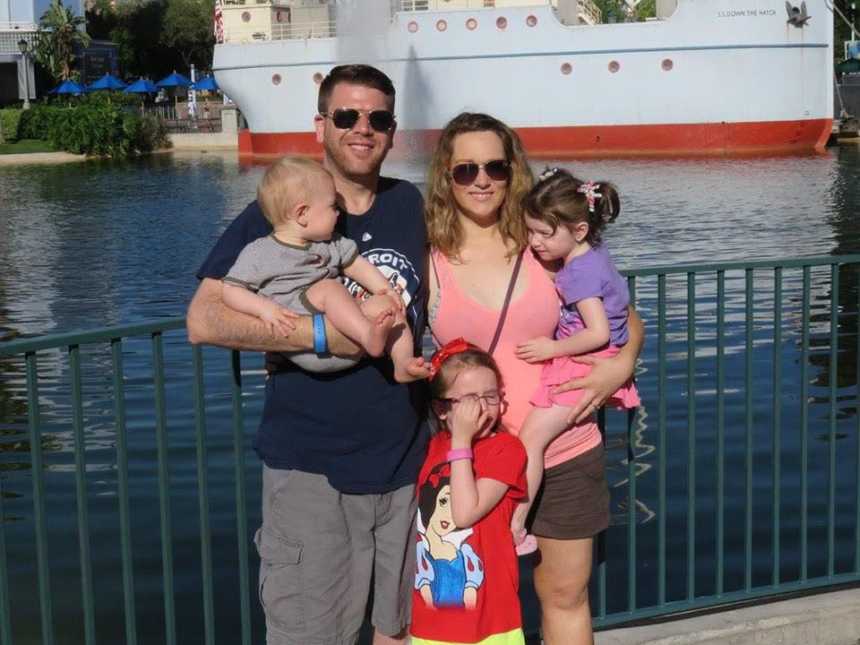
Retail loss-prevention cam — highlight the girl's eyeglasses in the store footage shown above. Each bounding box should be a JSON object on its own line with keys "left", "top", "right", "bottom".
{"left": 449, "top": 160, "right": 511, "bottom": 186}
{"left": 321, "top": 108, "right": 396, "bottom": 132}
{"left": 440, "top": 392, "right": 503, "bottom": 407}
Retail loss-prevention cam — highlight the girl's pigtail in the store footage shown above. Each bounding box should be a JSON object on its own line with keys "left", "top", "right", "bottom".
{"left": 594, "top": 181, "right": 621, "bottom": 225}
{"left": 585, "top": 180, "right": 621, "bottom": 245}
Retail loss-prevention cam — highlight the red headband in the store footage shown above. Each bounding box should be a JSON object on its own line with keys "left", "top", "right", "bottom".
{"left": 428, "top": 337, "right": 473, "bottom": 380}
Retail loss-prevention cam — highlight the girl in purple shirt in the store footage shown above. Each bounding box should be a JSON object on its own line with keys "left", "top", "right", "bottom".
{"left": 511, "top": 168, "right": 640, "bottom": 552}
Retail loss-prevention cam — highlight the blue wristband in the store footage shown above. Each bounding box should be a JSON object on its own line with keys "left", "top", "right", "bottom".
{"left": 312, "top": 313, "right": 328, "bottom": 355}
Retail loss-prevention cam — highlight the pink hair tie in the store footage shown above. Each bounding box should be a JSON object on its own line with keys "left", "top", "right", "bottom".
{"left": 577, "top": 181, "right": 602, "bottom": 213}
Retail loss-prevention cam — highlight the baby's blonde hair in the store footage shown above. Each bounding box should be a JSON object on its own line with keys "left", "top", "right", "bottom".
{"left": 257, "top": 156, "right": 332, "bottom": 227}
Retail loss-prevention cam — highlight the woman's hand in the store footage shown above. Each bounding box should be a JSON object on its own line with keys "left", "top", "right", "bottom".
{"left": 554, "top": 305, "right": 644, "bottom": 424}
{"left": 552, "top": 352, "right": 635, "bottom": 424}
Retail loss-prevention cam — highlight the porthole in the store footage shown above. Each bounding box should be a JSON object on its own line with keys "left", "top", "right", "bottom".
{"left": 241, "top": 11, "right": 251, "bottom": 22}
{"left": 408, "top": 20, "right": 418, "bottom": 33}
{"left": 496, "top": 16, "right": 507, "bottom": 29}
{"left": 608, "top": 60, "right": 620, "bottom": 73}
{"left": 466, "top": 18, "right": 477, "bottom": 30}
{"left": 661, "top": 58, "right": 674, "bottom": 71}
{"left": 272, "top": 74, "right": 282, "bottom": 85}
{"left": 436, "top": 19, "right": 447, "bottom": 31}
{"left": 312, "top": 72, "right": 323, "bottom": 84}
{"left": 526, "top": 14, "right": 537, "bottom": 27}
{"left": 561, "top": 62, "right": 572, "bottom": 75}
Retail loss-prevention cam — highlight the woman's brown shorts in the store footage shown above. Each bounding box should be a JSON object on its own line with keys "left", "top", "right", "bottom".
{"left": 529, "top": 443, "right": 610, "bottom": 540}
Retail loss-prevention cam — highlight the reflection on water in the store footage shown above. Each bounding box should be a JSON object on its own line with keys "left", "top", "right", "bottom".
{"left": 1, "top": 146, "right": 860, "bottom": 641}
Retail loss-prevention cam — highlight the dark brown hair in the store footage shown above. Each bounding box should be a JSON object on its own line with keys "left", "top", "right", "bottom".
{"left": 523, "top": 168, "right": 621, "bottom": 247}
{"left": 428, "top": 346, "right": 504, "bottom": 404}
{"left": 317, "top": 64, "right": 396, "bottom": 114}
{"left": 425, "top": 113, "right": 533, "bottom": 260}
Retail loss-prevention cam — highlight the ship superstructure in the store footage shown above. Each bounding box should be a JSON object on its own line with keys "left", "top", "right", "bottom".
{"left": 213, "top": 0, "right": 835, "bottom": 156}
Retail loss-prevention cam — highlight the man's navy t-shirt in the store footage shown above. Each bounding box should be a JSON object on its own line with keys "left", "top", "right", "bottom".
{"left": 197, "top": 177, "right": 430, "bottom": 494}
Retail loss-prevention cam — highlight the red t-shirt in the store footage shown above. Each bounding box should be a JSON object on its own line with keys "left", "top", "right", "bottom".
{"left": 411, "top": 430, "right": 527, "bottom": 643}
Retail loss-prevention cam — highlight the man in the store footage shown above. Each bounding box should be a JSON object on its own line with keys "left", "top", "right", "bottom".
{"left": 187, "top": 64, "right": 428, "bottom": 645}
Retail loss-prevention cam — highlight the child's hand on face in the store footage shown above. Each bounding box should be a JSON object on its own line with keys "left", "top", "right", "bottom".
{"left": 259, "top": 302, "right": 299, "bottom": 337}
{"left": 448, "top": 398, "right": 492, "bottom": 448}
{"left": 515, "top": 336, "right": 557, "bottom": 363}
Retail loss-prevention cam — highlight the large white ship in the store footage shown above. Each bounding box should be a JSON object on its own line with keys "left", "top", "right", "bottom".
{"left": 213, "top": 0, "right": 834, "bottom": 157}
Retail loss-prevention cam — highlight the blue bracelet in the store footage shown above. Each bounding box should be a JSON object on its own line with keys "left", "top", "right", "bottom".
{"left": 312, "top": 313, "right": 328, "bottom": 355}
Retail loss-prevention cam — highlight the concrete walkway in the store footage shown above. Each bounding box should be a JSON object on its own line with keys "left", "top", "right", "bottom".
{"left": 0, "top": 151, "right": 86, "bottom": 166}
{"left": 596, "top": 588, "right": 860, "bottom": 645}
{"left": 169, "top": 132, "right": 237, "bottom": 150}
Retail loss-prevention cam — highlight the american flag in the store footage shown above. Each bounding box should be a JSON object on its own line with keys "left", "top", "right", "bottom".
{"left": 213, "top": 0, "right": 224, "bottom": 43}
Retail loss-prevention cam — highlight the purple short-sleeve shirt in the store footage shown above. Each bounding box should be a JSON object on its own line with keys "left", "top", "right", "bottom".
{"left": 555, "top": 244, "right": 629, "bottom": 347}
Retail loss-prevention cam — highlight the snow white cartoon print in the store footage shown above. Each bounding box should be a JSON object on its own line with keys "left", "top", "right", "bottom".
{"left": 415, "top": 469, "right": 485, "bottom": 609}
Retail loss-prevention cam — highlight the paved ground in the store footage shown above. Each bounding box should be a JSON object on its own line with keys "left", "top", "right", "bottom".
{"left": 0, "top": 151, "right": 86, "bottom": 165}
{"left": 595, "top": 587, "right": 860, "bottom": 645}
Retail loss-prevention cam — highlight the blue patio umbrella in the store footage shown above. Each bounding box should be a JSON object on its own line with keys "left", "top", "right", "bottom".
{"left": 50, "top": 79, "right": 85, "bottom": 95}
{"left": 190, "top": 75, "right": 219, "bottom": 91}
{"left": 124, "top": 78, "right": 158, "bottom": 94}
{"left": 87, "top": 73, "right": 126, "bottom": 91}
{"left": 156, "top": 71, "right": 191, "bottom": 88}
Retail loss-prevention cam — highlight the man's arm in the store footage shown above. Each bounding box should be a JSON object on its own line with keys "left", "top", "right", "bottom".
{"left": 187, "top": 278, "right": 362, "bottom": 358}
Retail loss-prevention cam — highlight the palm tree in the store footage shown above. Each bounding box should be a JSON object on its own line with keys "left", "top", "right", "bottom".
{"left": 34, "top": 0, "right": 92, "bottom": 82}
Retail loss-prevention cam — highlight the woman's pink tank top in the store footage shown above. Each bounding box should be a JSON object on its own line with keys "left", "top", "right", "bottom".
{"left": 429, "top": 248, "right": 601, "bottom": 468}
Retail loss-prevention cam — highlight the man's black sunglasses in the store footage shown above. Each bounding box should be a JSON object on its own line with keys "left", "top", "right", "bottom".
{"left": 450, "top": 160, "right": 511, "bottom": 186}
{"left": 321, "top": 108, "right": 396, "bottom": 133}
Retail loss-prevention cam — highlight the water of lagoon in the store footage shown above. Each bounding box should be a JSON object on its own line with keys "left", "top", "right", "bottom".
{"left": 1, "top": 146, "right": 860, "bottom": 643}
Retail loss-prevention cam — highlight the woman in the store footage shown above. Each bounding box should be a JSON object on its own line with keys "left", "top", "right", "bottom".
{"left": 424, "top": 112, "right": 643, "bottom": 644}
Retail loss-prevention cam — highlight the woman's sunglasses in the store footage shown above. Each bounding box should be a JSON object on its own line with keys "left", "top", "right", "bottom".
{"left": 321, "top": 108, "right": 396, "bottom": 133}
{"left": 449, "top": 160, "right": 511, "bottom": 186}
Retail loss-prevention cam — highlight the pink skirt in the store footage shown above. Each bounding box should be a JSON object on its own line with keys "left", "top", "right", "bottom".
{"left": 531, "top": 346, "right": 641, "bottom": 410}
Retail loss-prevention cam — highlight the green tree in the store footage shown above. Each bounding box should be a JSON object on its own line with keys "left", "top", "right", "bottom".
{"left": 161, "top": 0, "right": 214, "bottom": 71}
{"left": 34, "top": 0, "right": 92, "bottom": 82}
{"left": 85, "top": 0, "right": 119, "bottom": 41}
{"left": 595, "top": 0, "right": 656, "bottom": 22}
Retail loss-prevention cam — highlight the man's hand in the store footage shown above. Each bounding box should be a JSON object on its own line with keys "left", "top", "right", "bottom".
{"left": 515, "top": 336, "right": 557, "bottom": 363}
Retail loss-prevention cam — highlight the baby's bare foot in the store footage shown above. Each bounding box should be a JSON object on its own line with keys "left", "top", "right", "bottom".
{"left": 364, "top": 309, "right": 394, "bottom": 357}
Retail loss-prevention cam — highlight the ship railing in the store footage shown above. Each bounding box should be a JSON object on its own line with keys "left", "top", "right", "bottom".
{"left": 395, "top": 0, "right": 430, "bottom": 10}
{"left": 3, "top": 254, "right": 860, "bottom": 642}
{"left": 222, "top": 20, "right": 336, "bottom": 43}
{"left": 392, "top": 0, "right": 602, "bottom": 25}
{"left": 0, "top": 30, "right": 37, "bottom": 56}
{"left": 0, "top": 22, "right": 37, "bottom": 31}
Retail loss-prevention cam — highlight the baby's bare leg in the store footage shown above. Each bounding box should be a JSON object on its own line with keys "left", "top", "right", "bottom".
{"left": 305, "top": 280, "right": 393, "bottom": 357}
{"left": 511, "top": 405, "right": 577, "bottom": 537}
{"left": 362, "top": 295, "right": 429, "bottom": 382}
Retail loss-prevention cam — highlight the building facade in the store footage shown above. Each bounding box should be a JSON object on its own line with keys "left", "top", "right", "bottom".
{"left": 0, "top": 0, "right": 86, "bottom": 105}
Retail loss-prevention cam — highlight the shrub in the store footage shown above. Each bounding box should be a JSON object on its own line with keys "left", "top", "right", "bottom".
{"left": 18, "top": 105, "right": 62, "bottom": 140}
{"left": 16, "top": 98, "right": 170, "bottom": 158}
{"left": 0, "top": 109, "right": 23, "bottom": 142}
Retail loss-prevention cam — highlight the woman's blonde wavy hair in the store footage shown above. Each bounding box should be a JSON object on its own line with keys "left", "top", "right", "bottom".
{"left": 425, "top": 113, "right": 533, "bottom": 261}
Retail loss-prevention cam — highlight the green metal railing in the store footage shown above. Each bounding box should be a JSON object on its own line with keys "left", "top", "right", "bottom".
{"left": 1, "top": 254, "right": 860, "bottom": 643}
